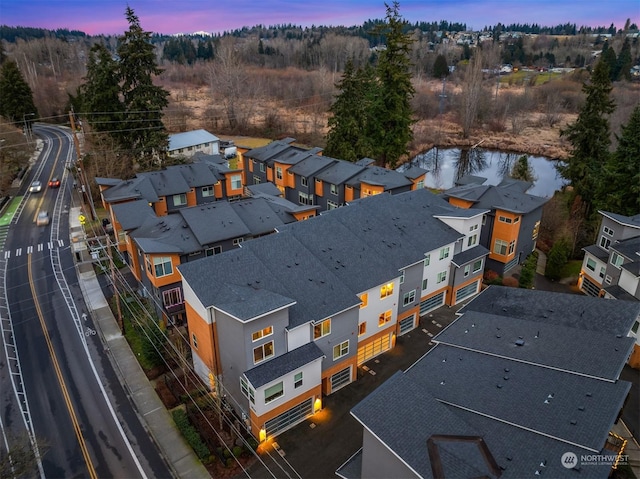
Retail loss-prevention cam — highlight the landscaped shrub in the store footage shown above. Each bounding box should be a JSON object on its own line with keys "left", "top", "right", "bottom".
{"left": 502, "top": 276, "right": 519, "bottom": 287}
{"left": 232, "top": 446, "right": 243, "bottom": 457}
{"left": 483, "top": 270, "right": 500, "bottom": 283}
{"left": 518, "top": 251, "right": 538, "bottom": 288}
{"left": 545, "top": 239, "right": 571, "bottom": 281}
{"left": 172, "top": 408, "right": 211, "bottom": 461}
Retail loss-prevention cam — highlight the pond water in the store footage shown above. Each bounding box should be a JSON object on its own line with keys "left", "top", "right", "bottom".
{"left": 400, "top": 148, "right": 567, "bottom": 198}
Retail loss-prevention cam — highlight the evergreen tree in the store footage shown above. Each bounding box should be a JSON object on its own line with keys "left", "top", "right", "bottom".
{"left": 433, "top": 54, "right": 449, "bottom": 78}
{"left": 325, "top": 61, "right": 375, "bottom": 162}
{"left": 117, "top": 6, "right": 169, "bottom": 170}
{"left": 558, "top": 58, "right": 614, "bottom": 215}
{"left": 369, "top": 1, "right": 415, "bottom": 168}
{"left": 0, "top": 60, "right": 38, "bottom": 125}
{"left": 79, "top": 43, "right": 123, "bottom": 135}
{"left": 615, "top": 37, "right": 632, "bottom": 81}
{"left": 596, "top": 105, "right": 640, "bottom": 216}
{"left": 601, "top": 41, "right": 617, "bottom": 81}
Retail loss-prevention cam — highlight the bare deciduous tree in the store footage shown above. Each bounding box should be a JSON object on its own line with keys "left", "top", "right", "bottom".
{"left": 459, "top": 50, "right": 485, "bottom": 138}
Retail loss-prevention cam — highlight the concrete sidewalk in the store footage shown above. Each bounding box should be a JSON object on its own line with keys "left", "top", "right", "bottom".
{"left": 72, "top": 208, "right": 209, "bottom": 479}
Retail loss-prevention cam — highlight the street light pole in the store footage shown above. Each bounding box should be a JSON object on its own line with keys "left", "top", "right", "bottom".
{"left": 23, "top": 112, "right": 35, "bottom": 144}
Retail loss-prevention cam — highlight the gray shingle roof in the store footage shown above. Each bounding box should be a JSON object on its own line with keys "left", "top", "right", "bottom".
{"left": 444, "top": 182, "right": 548, "bottom": 214}
{"left": 243, "top": 139, "right": 298, "bottom": 165}
{"left": 111, "top": 199, "right": 155, "bottom": 230}
{"left": 603, "top": 284, "right": 639, "bottom": 301}
{"left": 288, "top": 155, "right": 336, "bottom": 177}
{"left": 451, "top": 245, "right": 490, "bottom": 267}
{"left": 246, "top": 182, "right": 283, "bottom": 197}
{"left": 166, "top": 163, "right": 219, "bottom": 188}
{"left": 599, "top": 210, "right": 640, "bottom": 229}
{"left": 459, "top": 285, "right": 640, "bottom": 336}
{"left": 346, "top": 165, "right": 413, "bottom": 190}
{"left": 130, "top": 214, "right": 202, "bottom": 254}
{"left": 179, "top": 202, "right": 250, "bottom": 245}
{"left": 243, "top": 342, "right": 324, "bottom": 388}
{"left": 582, "top": 244, "right": 609, "bottom": 261}
{"left": 102, "top": 176, "right": 159, "bottom": 203}
{"left": 139, "top": 169, "right": 191, "bottom": 197}
{"left": 434, "top": 310, "right": 634, "bottom": 380}
{"left": 315, "top": 159, "right": 364, "bottom": 185}
{"left": 230, "top": 198, "right": 289, "bottom": 236}
{"left": 610, "top": 235, "right": 640, "bottom": 261}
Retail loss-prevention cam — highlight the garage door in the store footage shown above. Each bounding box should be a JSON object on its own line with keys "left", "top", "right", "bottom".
{"left": 357, "top": 335, "right": 390, "bottom": 365}
{"left": 264, "top": 397, "right": 314, "bottom": 437}
{"left": 454, "top": 280, "right": 479, "bottom": 303}
{"left": 398, "top": 314, "right": 416, "bottom": 336}
{"left": 420, "top": 292, "right": 444, "bottom": 316}
{"left": 330, "top": 367, "right": 352, "bottom": 392}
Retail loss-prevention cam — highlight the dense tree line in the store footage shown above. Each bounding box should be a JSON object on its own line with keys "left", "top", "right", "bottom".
{"left": 0, "top": 25, "right": 87, "bottom": 42}
{"left": 162, "top": 37, "right": 215, "bottom": 64}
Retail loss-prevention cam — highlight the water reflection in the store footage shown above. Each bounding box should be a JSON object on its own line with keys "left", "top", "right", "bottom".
{"left": 401, "top": 147, "right": 566, "bottom": 197}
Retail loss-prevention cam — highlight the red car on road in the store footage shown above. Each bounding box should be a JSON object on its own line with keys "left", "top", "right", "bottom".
{"left": 48, "top": 177, "right": 60, "bottom": 188}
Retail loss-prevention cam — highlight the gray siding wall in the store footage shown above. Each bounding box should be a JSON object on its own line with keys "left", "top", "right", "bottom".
{"left": 517, "top": 206, "right": 543, "bottom": 259}
{"left": 313, "top": 307, "right": 359, "bottom": 372}
{"left": 360, "top": 429, "right": 417, "bottom": 479}
{"left": 397, "top": 262, "right": 423, "bottom": 316}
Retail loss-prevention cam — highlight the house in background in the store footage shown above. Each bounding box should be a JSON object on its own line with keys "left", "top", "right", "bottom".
{"left": 337, "top": 286, "right": 639, "bottom": 479}
{"left": 168, "top": 129, "right": 220, "bottom": 158}
{"left": 178, "top": 188, "right": 489, "bottom": 440}
{"left": 443, "top": 176, "right": 548, "bottom": 275}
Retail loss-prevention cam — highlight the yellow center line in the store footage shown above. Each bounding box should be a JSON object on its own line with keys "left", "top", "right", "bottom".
{"left": 32, "top": 130, "right": 63, "bottom": 223}
{"left": 28, "top": 254, "right": 98, "bottom": 479}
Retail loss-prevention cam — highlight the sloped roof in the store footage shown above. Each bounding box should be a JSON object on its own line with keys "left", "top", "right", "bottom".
{"left": 610, "top": 235, "right": 640, "bottom": 261}
{"left": 244, "top": 342, "right": 324, "bottom": 388}
{"left": 178, "top": 202, "right": 250, "bottom": 245}
{"left": 346, "top": 165, "right": 413, "bottom": 190}
{"left": 168, "top": 129, "right": 219, "bottom": 151}
{"left": 315, "top": 158, "right": 364, "bottom": 185}
{"left": 246, "top": 182, "right": 283, "bottom": 197}
{"left": 101, "top": 176, "right": 159, "bottom": 203}
{"left": 111, "top": 199, "right": 155, "bottom": 230}
{"left": 130, "top": 214, "right": 202, "bottom": 255}
{"left": 599, "top": 210, "right": 640, "bottom": 229}
{"left": 288, "top": 154, "right": 337, "bottom": 177}
{"left": 444, "top": 181, "right": 548, "bottom": 214}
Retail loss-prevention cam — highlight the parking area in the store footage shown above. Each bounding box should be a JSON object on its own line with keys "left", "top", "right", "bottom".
{"left": 246, "top": 304, "right": 461, "bottom": 479}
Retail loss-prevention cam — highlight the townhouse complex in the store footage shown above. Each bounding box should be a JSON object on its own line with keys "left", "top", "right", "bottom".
{"left": 338, "top": 286, "right": 639, "bottom": 479}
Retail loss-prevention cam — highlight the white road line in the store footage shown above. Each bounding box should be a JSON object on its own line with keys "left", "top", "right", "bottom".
{"left": 16, "top": 249, "right": 21, "bottom": 257}
{"left": 3, "top": 251, "right": 9, "bottom": 259}
{"left": 48, "top": 242, "right": 53, "bottom": 249}
{"left": 38, "top": 244, "right": 43, "bottom": 252}
{"left": 27, "top": 246, "right": 33, "bottom": 254}
{"left": 58, "top": 240, "right": 64, "bottom": 247}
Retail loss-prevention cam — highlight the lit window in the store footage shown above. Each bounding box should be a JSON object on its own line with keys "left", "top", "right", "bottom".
{"left": 380, "top": 282, "right": 394, "bottom": 299}
{"left": 252, "top": 326, "right": 273, "bottom": 342}
{"left": 333, "top": 340, "right": 349, "bottom": 360}
{"left": 173, "top": 193, "right": 187, "bottom": 206}
{"left": 403, "top": 290, "right": 416, "bottom": 306}
{"left": 358, "top": 322, "right": 367, "bottom": 336}
{"left": 439, "top": 247, "right": 450, "bottom": 260}
{"left": 494, "top": 239, "right": 508, "bottom": 256}
{"left": 313, "top": 319, "right": 331, "bottom": 339}
{"left": 202, "top": 186, "right": 214, "bottom": 197}
{"left": 359, "top": 293, "right": 368, "bottom": 308}
{"left": 265, "top": 382, "right": 284, "bottom": 403}
{"left": 294, "top": 372, "right": 303, "bottom": 388}
{"left": 437, "top": 271, "right": 447, "bottom": 284}
{"left": 253, "top": 341, "right": 274, "bottom": 364}
{"left": 153, "top": 256, "right": 173, "bottom": 277}
{"left": 378, "top": 310, "right": 392, "bottom": 327}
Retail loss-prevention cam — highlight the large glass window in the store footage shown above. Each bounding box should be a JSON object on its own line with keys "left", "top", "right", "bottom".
{"left": 252, "top": 326, "right": 273, "bottom": 342}
{"left": 494, "top": 239, "right": 508, "bottom": 255}
{"left": 313, "top": 319, "right": 331, "bottom": 339}
{"left": 380, "top": 282, "right": 394, "bottom": 299}
{"left": 299, "top": 192, "right": 313, "bottom": 205}
{"left": 599, "top": 236, "right": 611, "bottom": 250}
{"left": 162, "top": 288, "right": 182, "bottom": 307}
{"left": 611, "top": 252, "right": 624, "bottom": 268}
{"left": 253, "top": 341, "right": 274, "bottom": 364}
{"left": 230, "top": 174, "right": 242, "bottom": 189}
{"left": 265, "top": 382, "right": 284, "bottom": 403}
{"left": 473, "top": 259, "right": 483, "bottom": 273}
{"left": 378, "top": 310, "right": 392, "bottom": 327}
{"left": 173, "top": 193, "right": 187, "bottom": 206}
{"left": 439, "top": 247, "right": 450, "bottom": 260}
{"left": 586, "top": 258, "right": 596, "bottom": 272}
{"left": 153, "top": 257, "right": 173, "bottom": 277}
{"left": 330, "top": 184, "right": 338, "bottom": 195}
{"left": 202, "top": 186, "right": 214, "bottom": 197}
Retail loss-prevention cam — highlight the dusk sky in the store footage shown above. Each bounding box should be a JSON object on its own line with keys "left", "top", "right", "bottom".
{"left": 2, "top": 0, "right": 638, "bottom": 36}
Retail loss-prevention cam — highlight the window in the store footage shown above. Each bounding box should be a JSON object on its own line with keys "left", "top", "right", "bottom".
{"left": 153, "top": 257, "right": 173, "bottom": 277}
{"left": 253, "top": 175, "right": 261, "bottom": 184}
{"left": 202, "top": 186, "right": 214, "bottom": 197}
{"left": 472, "top": 259, "right": 483, "bottom": 273}
{"left": 586, "top": 258, "right": 596, "bottom": 272}
{"left": 253, "top": 341, "right": 274, "bottom": 364}
{"left": 599, "top": 266, "right": 606, "bottom": 279}
{"left": 611, "top": 252, "right": 624, "bottom": 268}
{"left": 265, "top": 382, "right": 284, "bottom": 403}
{"left": 439, "top": 247, "right": 450, "bottom": 260}
{"left": 416, "top": 180, "right": 424, "bottom": 189}
{"left": 276, "top": 166, "right": 283, "bottom": 180}
{"left": 424, "top": 254, "right": 431, "bottom": 267}
{"left": 333, "top": 340, "right": 349, "bottom": 360}
{"left": 378, "top": 310, "right": 392, "bottom": 327}
{"left": 252, "top": 326, "right": 273, "bottom": 342}
{"left": 514, "top": 216, "right": 520, "bottom": 223}
{"left": 467, "top": 235, "right": 477, "bottom": 247}
{"left": 422, "top": 278, "right": 428, "bottom": 290}
{"left": 380, "top": 282, "right": 394, "bottom": 299}
{"left": 233, "top": 237, "right": 243, "bottom": 246}
{"left": 532, "top": 221, "right": 541, "bottom": 240}
{"left": 464, "top": 265, "right": 471, "bottom": 277}
{"left": 403, "top": 290, "right": 416, "bottom": 306}
{"left": 599, "top": 236, "right": 611, "bottom": 250}
{"left": 482, "top": 215, "right": 487, "bottom": 225}
{"left": 470, "top": 224, "right": 478, "bottom": 232}
{"left": 240, "top": 377, "right": 255, "bottom": 404}
{"left": 508, "top": 240, "right": 516, "bottom": 255}
{"left": 301, "top": 177, "right": 308, "bottom": 187}
{"left": 330, "top": 184, "right": 338, "bottom": 195}
{"left": 299, "top": 192, "right": 313, "bottom": 206}
{"left": 399, "top": 271, "right": 405, "bottom": 284}
{"left": 294, "top": 372, "right": 303, "bottom": 388}
{"left": 603, "top": 226, "right": 614, "bottom": 236}
{"left": 259, "top": 163, "right": 265, "bottom": 173}
{"left": 162, "top": 288, "right": 183, "bottom": 307}
{"left": 632, "top": 321, "right": 639, "bottom": 334}
{"left": 358, "top": 322, "right": 367, "bottom": 336}
{"left": 230, "top": 175, "right": 242, "bottom": 190}
{"left": 605, "top": 275, "right": 612, "bottom": 285}
{"left": 498, "top": 216, "right": 513, "bottom": 224}
{"left": 327, "top": 200, "right": 339, "bottom": 210}
{"left": 206, "top": 245, "right": 222, "bottom": 256}
{"left": 437, "top": 271, "right": 447, "bottom": 284}
{"left": 173, "top": 193, "right": 187, "bottom": 206}
{"left": 192, "top": 333, "right": 198, "bottom": 349}
{"left": 313, "top": 319, "right": 331, "bottom": 339}
{"left": 359, "top": 293, "right": 368, "bottom": 309}
{"left": 494, "top": 239, "right": 508, "bottom": 256}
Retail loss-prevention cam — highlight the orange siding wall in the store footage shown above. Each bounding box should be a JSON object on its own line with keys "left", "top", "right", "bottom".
{"left": 185, "top": 301, "right": 218, "bottom": 373}
{"left": 126, "top": 237, "right": 142, "bottom": 282}
{"left": 214, "top": 181, "right": 223, "bottom": 199}
{"left": 448, "top": 197, "right": 474, "bottom": 209}
{"left": 345, "top": 186, "right": 354, "bottom": 202}
{"left": 225, "top": 173, "right": 244, "bottom": 197}
{"left": 146, "top": 254, "right": 182, "bottom": 288}
{"left": 488, "top": 210, "right": 520, "bottom": 262}
{"left": 411, "top": 174, "right": 427, "bottom": 190}
{"left": 186, "top": 188, "right": 197, "bottom": 207}
{"left": 315, "top": 180, "right": 323, "bottom": 197}
{"left": 154, "top": 197, "right": 168, "bottom": 216}
{"left": 266, "top": 167, "right": 274, "bottom": 183}
{"left": 361, "top": 183, "right": 384, "bottom": 197}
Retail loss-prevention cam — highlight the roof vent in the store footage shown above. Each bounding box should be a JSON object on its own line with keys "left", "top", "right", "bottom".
{"left": 504, "top": 368, "right": 510, "bottom": 373}
{"left": 570, "top": 420, "right": 577, "bottom": 425}
{"left": 515, "top": 339, "right": 525, "bottom": 346}
{"left": 586, "top": 392, "right": 592, "bottom": 397}
{"left": 503, "top": 376, "right": 509, "bottom": 380}
{"left": 578, "top": 406, "right": 585, "bottom": 411}
{"left": 496, "top": 384, "right": 502, "bottom": 389}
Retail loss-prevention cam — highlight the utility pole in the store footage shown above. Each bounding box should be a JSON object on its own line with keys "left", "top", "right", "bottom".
{"left": 69, "top": 110, "right": 96, "bottom": 220}
{"left": 106, "top": 234, "right": 123, "bottom": 332}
